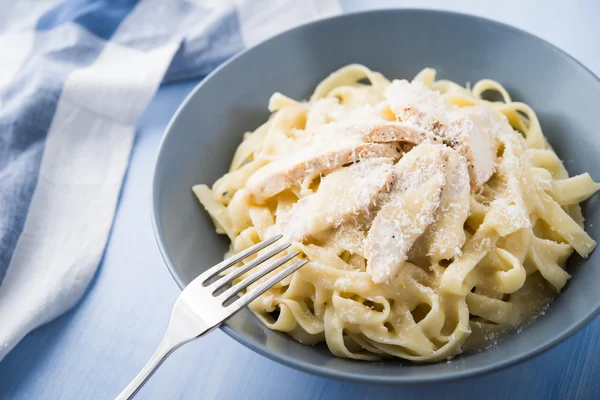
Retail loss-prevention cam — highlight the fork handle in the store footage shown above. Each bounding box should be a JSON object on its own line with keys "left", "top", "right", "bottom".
{"left": 116, "top": 303, "right": 211, "bottom": 399}
{"left": 115, "top": 334, "right": 182, "bottom": 400}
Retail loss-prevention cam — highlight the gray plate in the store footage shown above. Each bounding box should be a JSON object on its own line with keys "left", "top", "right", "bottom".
{"left": 151, "top": 9, "right": 600, "bottom": 384}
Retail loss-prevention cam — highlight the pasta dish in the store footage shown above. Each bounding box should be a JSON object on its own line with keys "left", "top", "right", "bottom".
{"left": 193, "top": 65, "right": 600, "bottom": 362}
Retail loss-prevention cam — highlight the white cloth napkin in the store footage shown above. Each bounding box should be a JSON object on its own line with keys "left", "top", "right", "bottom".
{"left": 0, "top": 0, "right": 341, "bottom": 361}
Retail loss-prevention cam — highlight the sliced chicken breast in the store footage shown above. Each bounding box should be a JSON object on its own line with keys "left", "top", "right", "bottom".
{"left": 246, "top": 120, "right": 430, "bottom": 203}
{"left": 365, "top": 143, "right": 447, "bottom": 283}
{"left": 312, "top": 120, "right": 437, "bottom": 145}
{"left": 359, "top": 121, "right": 440, "bottom": 144}
{"left": 384, "top": 80, "right": 452, "bottom": 132}
{"left": 384, "top": 79, "right": 499, "bottom": 189}
{"left": 281, "top": 158, "right": 394, "bottom": 242}
{"left": 445, "top": 107, "right": 500, "bottom": 188}
{"left": 424, "top": 147, "right": 471, "bottom": 261}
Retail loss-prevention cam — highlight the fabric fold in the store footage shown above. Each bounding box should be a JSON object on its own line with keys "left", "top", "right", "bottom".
{"left": 0, "top": 0, "right": 341, "bottom": 361}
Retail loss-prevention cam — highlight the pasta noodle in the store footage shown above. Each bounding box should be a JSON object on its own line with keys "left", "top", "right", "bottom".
{"left": 192, "top": 65, "right": 600, "bottom": 362}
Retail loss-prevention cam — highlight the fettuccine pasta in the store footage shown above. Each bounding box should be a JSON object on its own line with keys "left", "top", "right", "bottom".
{"left": 193, "top": 65, "right": 600, "bottom": 362}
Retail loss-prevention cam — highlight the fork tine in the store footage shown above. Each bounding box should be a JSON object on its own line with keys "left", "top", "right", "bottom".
{"left": 198, "top": 235, "right": 283, "bottom": 283}
{"left": 229, "top": 260, "right": 308, "bottom": 308}
{"left": 219, "top": 251, "right": 300, "bottom": 302}
{"left": 209, "top": 243, "right": 291, "bottom": 293}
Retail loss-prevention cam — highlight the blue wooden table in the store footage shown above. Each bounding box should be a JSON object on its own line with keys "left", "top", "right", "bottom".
{"left": 2, "top": 1, "right": 600, "bottom": 399}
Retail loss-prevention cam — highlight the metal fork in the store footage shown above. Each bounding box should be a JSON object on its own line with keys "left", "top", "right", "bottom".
{"left": 116, "top": 235, "right": 306, "bottom": 399}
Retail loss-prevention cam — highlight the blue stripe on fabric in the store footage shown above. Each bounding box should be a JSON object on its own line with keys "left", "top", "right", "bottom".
{"left": 0, "top": 0, "right": 245, "bottom": 284}
{"left": 37, "top": 0, "right": 138, "bottom": 40}
{"left": 0, "top": 5, "right": 135, "bottom": 283}
{"left": 164, "top": 8, "right": 244, "bottom": 82}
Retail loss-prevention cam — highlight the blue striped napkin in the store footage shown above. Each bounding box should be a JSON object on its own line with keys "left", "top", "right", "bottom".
{"left": 0, "top": 0, "right": 340, "bottom": 360}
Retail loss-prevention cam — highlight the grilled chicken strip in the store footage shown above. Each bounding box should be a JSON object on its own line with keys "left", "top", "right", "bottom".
{"left": 424, "top": 147, "right": 471, "bottom": 261}
{"left": 365, "top": 143, "right": 447, "bottom": 283}
{"left": 247, "top": 121, "right": 429, "bottom": 203}
{"left": 282, "top": 158, "right": 394, "bottom": 242}
{"left": 385, "top": 79, "right": 499, "bottom": 188}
